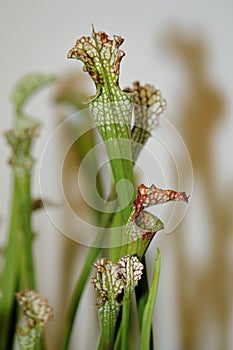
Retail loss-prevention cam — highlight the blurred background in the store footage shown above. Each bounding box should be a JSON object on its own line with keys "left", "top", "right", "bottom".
{"left": 0, "top": 1, "right": 233, "bottom": 349}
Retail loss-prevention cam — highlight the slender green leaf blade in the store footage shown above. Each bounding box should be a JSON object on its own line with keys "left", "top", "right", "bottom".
{"left": 140, "top": 249, "right": 161, "bottom": 350}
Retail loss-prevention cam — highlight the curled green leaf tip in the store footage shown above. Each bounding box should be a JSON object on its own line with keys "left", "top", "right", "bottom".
{"left": 11, "top": 73, "right": 57, "bottom": 117}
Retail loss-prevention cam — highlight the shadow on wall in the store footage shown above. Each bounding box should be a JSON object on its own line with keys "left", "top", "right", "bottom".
{"left": 164, "top": 30, "right": 233, "bottom": 350}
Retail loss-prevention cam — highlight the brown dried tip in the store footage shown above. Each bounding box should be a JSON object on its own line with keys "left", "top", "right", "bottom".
{"left": 133, "top": 184, "right": 189, "bottom": 218}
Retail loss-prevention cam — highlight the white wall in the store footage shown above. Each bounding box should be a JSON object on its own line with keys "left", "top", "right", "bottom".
{"left": 1, "top": 1, "right": 233, "bottom": 349}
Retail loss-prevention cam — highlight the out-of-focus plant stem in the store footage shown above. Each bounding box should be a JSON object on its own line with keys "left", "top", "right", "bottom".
{"left": 0, "top": 74, "right": 55, "bottom": 350}
{"left": 0, "top": 180, "right": 20, "bottom": 350}
{"left": 16, "top": 171, "right": 36, "bottom": 290}
{"left": 0, "top": 167, "right": 36, "bottom": 349}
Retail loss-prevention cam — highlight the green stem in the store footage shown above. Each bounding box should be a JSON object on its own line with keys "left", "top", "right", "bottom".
{"left": 0, "top": 170, "right": 36, "bottom": 350}
{"left": 17, "top": 325, "right": 43, "bottom": 350}
{"left": 98, "top": 305, "right": 119, "bottom": 350}
{"left": 105, "top": 140, "right": 135, "bottom": 225}
{"left": 16, "top": 171, "right": 36, "bottom": 289}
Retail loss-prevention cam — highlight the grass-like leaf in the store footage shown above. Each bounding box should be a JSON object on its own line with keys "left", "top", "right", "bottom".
{"left": 140, "top": 249, "right": 161, "bottom": 350}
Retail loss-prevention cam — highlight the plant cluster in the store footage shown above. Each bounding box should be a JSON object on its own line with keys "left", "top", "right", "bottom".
{"left": 0, "top": 28, "right": 188, "bottom": 350}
